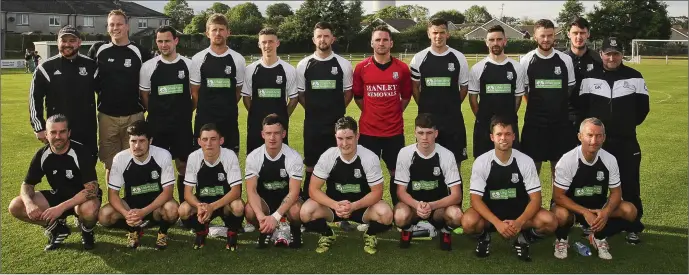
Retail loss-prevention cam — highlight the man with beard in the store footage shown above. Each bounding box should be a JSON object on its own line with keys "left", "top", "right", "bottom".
{"left": 139, "top": 26, "right": 198, "bottom": 205}
{"left": 190, "top": 14, "right": 246, "bottom": 155}
{"left": 242, "top": 28, "right": 298, "bottom": 154}
{"left": 519, "top": 19, "right": 576, "bottom": 187}
{"left": 469, "top": 25, "right": 526, "bottom": 158}
{"left": 8, "top": 114, "right": 101, "bottom": 251}
{"left": 296, "top": 22, "right": 353, "bottom": 201}
{"left": 29, "top": 25, "right": 99, "bottom": 160}
{"left": 352, "top": 25, "right": 412, "bottom": 206}
{"left": 579, "top": 37, "right": 650, "bottom": 244}
{"left": 564, "top": 17, "right": 602, "bottom": 129}
{"left": 409, "top": 18, "right": 470, "bottom": 171}
{"left": 88, "top": 9, "right": 152, "bottom": 190}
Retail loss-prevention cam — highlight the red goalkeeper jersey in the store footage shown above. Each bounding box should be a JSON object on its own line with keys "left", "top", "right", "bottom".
{"left": 352, "top": 57, "right": 412, "bottom": 137}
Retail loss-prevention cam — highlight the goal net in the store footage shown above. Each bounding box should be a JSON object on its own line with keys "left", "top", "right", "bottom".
{"left": 629, "top": 39, "right": 688, "bottom": 64}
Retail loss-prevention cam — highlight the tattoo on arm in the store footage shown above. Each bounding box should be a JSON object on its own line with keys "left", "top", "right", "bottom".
{"left": 81, "top": 181, "right": 99, "bottom": 200}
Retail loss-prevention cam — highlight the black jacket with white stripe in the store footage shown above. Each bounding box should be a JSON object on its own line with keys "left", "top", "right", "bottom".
{"left": 579, "top": 63, "right": 649, "bottom": 140}
{"left": 29, "top": 54, "right": 98, "bottom": 155}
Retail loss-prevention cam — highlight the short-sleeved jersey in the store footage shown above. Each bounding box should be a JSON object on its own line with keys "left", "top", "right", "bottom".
{"left": 190, "top": 47, "right": 246, "bottom": 121}
{"left": 245, "top": 144, "right": 303, "bottom": 203}
{"left": 409, "top": 46, "right": 470, "bottom": 124}
{"left": 520, "top": 49, "right": 576, "bottom": 125}
{"left": 394, "top": 144, "right": 461, "bottom": 202}
{"left": 352, "top": 57, "right": 412, "bottom": 137}
{"left": 241, "top": 58, "right": 297, "bottom": 126}
{"left": 468, "top": 57, "right": 526, "bottom": 121}
{"left": 88, "top": 41, "right": 151, "bottom": 116}
{"left": 184, "top": 147, "right": 242, "bottom": 203}
{"left": 296, "top": 53, "right": 353, "bottom": 127}
{"left": 24, "top": 141, "right": 97, "bottom": 197}
{"left": 554, "top": 146, "right": 621, "bottom": 209}
{"left": 139, "top": 54, "right": 196, "bottom": 131}
{"left": 108, "top": 145, "right": 175, "bottom": 203}
{"left": 470, "top": 149, "right": 541, "bottom": 218}
{"left": 313, "top": 145, "right": 383, "bottom": 202}
{"left": 564, "top": 47, "right": 602, "bottom": 118}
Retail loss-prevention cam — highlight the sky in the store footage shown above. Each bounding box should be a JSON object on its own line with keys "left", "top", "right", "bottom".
{"left": 134, "top": 1, "right": 689, "bottom": 22}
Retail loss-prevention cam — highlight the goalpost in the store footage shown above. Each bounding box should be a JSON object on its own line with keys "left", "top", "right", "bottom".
{"left": 630, "top": 39, "right": 688, "bottom": 64}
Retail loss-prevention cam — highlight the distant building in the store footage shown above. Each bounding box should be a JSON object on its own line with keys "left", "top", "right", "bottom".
{"left": 372, "top": 1, "right": 396, "bottom": 13}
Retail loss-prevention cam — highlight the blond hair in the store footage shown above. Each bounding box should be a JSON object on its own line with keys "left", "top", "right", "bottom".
{"left": 206, "top": 13, "right": 229, "bottom": 30}
{"left": 108, "top": 9, "right": 128, "bottom": 24}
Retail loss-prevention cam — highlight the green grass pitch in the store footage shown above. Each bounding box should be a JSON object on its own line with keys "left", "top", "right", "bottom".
{"left": 1, "top": 57, "right": 687, "bottom": 273}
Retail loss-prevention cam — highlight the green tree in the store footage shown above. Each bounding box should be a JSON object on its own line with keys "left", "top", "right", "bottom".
{"left": 226, "top": 2, "right": 265, "bottom": 34}
{"left": 501, "top": 16, "right": 519, "bottom": 25}
{"left": 464, "top": 5, "right": 492, "bottom": 23}
{"left": 431, "top": 10, "right": 465, "bottom": 24}
{"left": 520, "top": 16, "right": 536, "bottom": 25}
{"left": 374, "top": 6, "right": 411, "bottom": 19}
{"left": 277, "top": 0, "right": 328, "bottom": 42}
{"left": 670, "top": 16, "right": 688, "bottom": 29}
{"left": 323, "top": 0, "right": 348, "bottom": 37}
{"left": 557, "top": 0, "right": 585, "bottom": 27}
{"left": 163, "top": 0, "right": 194, "bottom": 31}
{"left": 206, "top": 2, "right": 230, "bottom": 14}
{"left": 400, "top": 5, "right": 429, "bottom": 22}
{"left": 183, "top": 11, "right": 209, "bottom": 34}
{"left": 342, "top": 0, "right": 364, "bottom": 52}
{"left": 265, "top": 3, "right": 294, "bottom": 29}
{"left": 586, "top": 0, "right": 672, "bottom": 48}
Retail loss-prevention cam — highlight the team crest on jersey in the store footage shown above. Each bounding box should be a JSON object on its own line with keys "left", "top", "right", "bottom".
{"left": 609, "top": 39, "right": 617, "bottom": 47}
{"left": 587, "top": 63, "right": 594, "bottom": 71}
{"left": 124, "top": 59, "right": 132, "bottom": 68}
{"left": 511, "top": 173, "right": 519, "bottom": 183}
{"left": 392, "top": 72, "right": 399, "bottom": 80}
{"left": 448, "top": 63, "right": 455, "bottom": 72}
{"left": 280, "top": 169, "right": 288, "bottom": 178}
{"left": 50, "top": 189, "right": 58, "bottom": 194}
{"left": 331, "top": 67, "right": 338, "bottom": 75}
{"left": 218, "top": 173, "right": 226, "bottom": 181}
{"left": 151, "top": 171, "right": 159, "bottom": 180}
{"left": 79, "top": 67, "right": 87, "bottom": 76}
{"left": 276, "top": 75, "right": 283, "bottom": 84}
{"left": 433, "top": 167, "right": 441, "bottom": 176}
{"left": 353, "top": 169, "right": 362, "bottom": 178}
{"left": 554, "top": 66, "right": 561, "bottom": 75}
{"left": 53, "top": 170, "right": 58, "bottom": 175}
{"left": 596, "top": 171, "right": 605, "bottom": 181}
{"left": 225, "top": 66, "right": 232, "bottom": 75}
{"left": 178, "top": 70, "right": 185, "bottom": 79}
{"left": 506, "top": 71, "right": 513, "bottom": 80}
{"left": 65, "top": 170, "right": 74, "bottom": 179}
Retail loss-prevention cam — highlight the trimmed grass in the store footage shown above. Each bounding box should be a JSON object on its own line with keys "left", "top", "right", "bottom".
{"left": 1, "top": 58, "right": 687, "bottom": 273}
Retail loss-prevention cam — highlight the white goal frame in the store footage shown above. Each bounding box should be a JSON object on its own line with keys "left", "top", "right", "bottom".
{"left": 630, "top": 39, "right": 688, "bottom": 63}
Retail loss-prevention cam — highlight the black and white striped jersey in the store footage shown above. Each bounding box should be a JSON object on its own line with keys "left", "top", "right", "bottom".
{"left": 139, "top": 54, "right": 196, "bottom": 130}
{"left": 190, "top": 47, "right": 246, "bottom": 121}
{"left": 184, "top": 147, "right": 242, "bottom": 203}
{"left": 313, "top": 145, "right": 383, "bottom": 202}
{"left": 245, "top": 144, "right": 303, "bottom": 202}
{"left": 108, "top": 145, "right": 175, "bottom": 202}
{"left": 394, "top": 144, "right": 461, "bottom": 202}
{"left": 296, "top": 52, "right": 353, "bottom": 126}
{"left": 520, "top": 49, "right": 575, "bottom": 125}
{"left": 554, "top": 146, "right": 620, "bottom": 208}
{"left": 468, "top": 56, "right": 526, "bottom": 121}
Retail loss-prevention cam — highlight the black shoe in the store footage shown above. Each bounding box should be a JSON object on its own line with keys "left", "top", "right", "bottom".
{"left": 44, "top": 219, "right": 71, "bottom": 251}
{"left": 289, "top": 230, "right": 302, "bottom": 249}
{"left": 440, "top": 232, "right": 452, "bottom": 251}
{"left": 475, "top": 239, "right": 491, "bottom": 258}
{"left": 81, "top": 227, "right": 95, "bottom": 250}
{"left": 626, "top": 232, "right": 641, "bottom": 245}
{"left": 513, "top": 241, "right": 532, "bottom": 262}
{"left": 226, "top": 231, "right": 238, "bottom": 251}
{"left": 257, "top": 233, "right": 270, "bottom": 249}
{"left": 193, "top": 232, "right": 207, "bottom": 250}
{"left": 399, "top": 230, "right": 412, "bottom": 248}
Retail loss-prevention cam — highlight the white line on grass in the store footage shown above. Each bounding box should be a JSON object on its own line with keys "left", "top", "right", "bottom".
{"left": 656, "top": 90, "right": 672, "bottom": 103}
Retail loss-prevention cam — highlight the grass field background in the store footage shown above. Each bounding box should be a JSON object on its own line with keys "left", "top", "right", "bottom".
{"left": 1, "top": 56, "right": 687, "bottom": 273}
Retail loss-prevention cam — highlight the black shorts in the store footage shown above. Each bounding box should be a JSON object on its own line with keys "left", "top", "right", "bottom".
{"left": 358, "top": 134, "right": 405, "bottom": 170}
{"left": 152, "top": 128, "right": 193, "bottom": 161}
{"left": 435, "top": 128, "right": 467, "bottom": 163}
{"left": 473, "top": 118, "right": 521, "bottom": 158}
{"left": 303, "top": 124, "right": 336, "bottom": 167}
{"left": 40, "top": 189, "right": 103, "bottom": 219}
{"left": 194, "top": 117, "right": 239, "bottom": 154}
{"left": 246, "top": 124, "right": 289, "bottom": 155}
{"left": 520, "top": 122, "right": 577, "bottom": 162}
{"left": 329, "top": 207, "right": 367, "bottom": 224}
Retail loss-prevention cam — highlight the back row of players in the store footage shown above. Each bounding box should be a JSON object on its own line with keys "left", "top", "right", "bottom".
{"left": 20, "top": 10, "right": 648, "bottom": 260}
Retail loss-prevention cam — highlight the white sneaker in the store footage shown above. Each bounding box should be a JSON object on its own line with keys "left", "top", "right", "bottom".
{"left": 592, "top": 237, "right": 612, "bottom": 260}
{"left": 554, "top": 238, "right": 569, "bottom": 259}
{"left": 357, "top": 223, "right": 369, "bottom": 232}
{"left": 244, "top": 223, "right": 256, "bottom": 233}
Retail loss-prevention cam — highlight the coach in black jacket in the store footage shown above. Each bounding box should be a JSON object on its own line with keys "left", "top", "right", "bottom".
{"left": 29, "top": 25, "right": 99, "bottom": 159}
{"left": 579, "top": 37, "right": 649, "bottom": 244}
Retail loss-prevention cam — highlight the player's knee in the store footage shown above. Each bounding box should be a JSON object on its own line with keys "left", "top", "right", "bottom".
{"left": 97, "top": 205, "right": 115, "bottom": 226}
{"left": 445, "top": 206, "right": 463, "bottom": 227}
{"left": 163, "top": 201, "right": 179, "bottom": 221}
{"left": 299, "top": 201, "right": 316, "bottom": 222}
{"left": 551, "top": 205, "right": 572, "bottom": 226}
{"left": 288, "top": 203, "right": 301, "bottom": 222}
{"left": 373, "top": 203, "right": 393, "bottom": 224}
{"left": 8, "top": 197, "right": 25, "bottom": 218}
{"left": 620, "top": 201, "right": 638, "bottom": 221}
{"left": 78, "top": 202, "right": 100, "bottom": 221}
{"left": 537, "top": 210, "right": 558, "bottom": 233}
{"left": 460, "top": 210, "right": 480, "bottom": 232}
{"left": 230, "top": 199, "right": 244, "bottom": 216}
{"left": 177, "top": 203, "right": 192, "bottom": 219}
{"left": 393, "top": 207, "right": 411, "bottom": 226}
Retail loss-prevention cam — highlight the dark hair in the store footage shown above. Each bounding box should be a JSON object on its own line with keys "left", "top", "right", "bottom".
{"left": 199, "top": 123, "right": 223, "bottom": 137}
{"left": 487, "top": 25, "right": 505, "bottom": 35}
{"left": 415, "top": 113, "right": 436, "bottom": 129}
{"left": 258, "top": 27, "right": 278, "bottom": 37}
{"left": 534, "top": 19, "right": 555, "bottom": 30}
{"left": 314, "top": 21, "right": 334, "bottom": 33}
{"left": 427, "top": 18, "right": 448, "bottom": 29}
{"left": 569, "top": 17, "right": 590, "bottom": 31}
{"left": 489, "top": 115, "right": 515, "bottom": 134}
{"left": 372, "top": 25, "right": 393, "bottom": 39}
{"left": 334, "top": 116, "right": 358, "bottom": 133}
{"left": 262, "top": 113, "right": 284, "bottom": 130}
{"left": 126, "top": 120, "right": 150, "bottom": 139}
{"left": 156, "top": 25, "right": 178, "bottom": 39}
{"left": 46, "top": 114, "right": 69, "bottom": 130}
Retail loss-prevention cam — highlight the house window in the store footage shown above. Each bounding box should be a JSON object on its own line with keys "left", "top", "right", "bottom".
{"left": 49, "top": 15, "right": 60, "bottom": 27}
{"left": 83, "top": 16, "right": 94, "bottom": 27}
{"left": 17, "top": 14, "right": 29, "bottom": 25}
{"left": 165, "top": 19, "right": 170, "bottom": 26}
{"left": 138, "top": 18, "right": 147, "bottom": 29}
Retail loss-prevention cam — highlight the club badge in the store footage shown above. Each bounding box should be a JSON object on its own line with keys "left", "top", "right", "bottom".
{"left": 587, "top": 63, "right": 594, "bottom": 71}
{"left": 354, "top": 169, "right": 362, "bottom": 178}
{"left": 276, "top": 75, "right": 283, "bottom": 84}
{"left": 596, "top": 171, "right": 605, "bottom": 181}
{"left": 124, "top": 59, "right": 132, "bottom": 68}
{"left": 79, "top": 67, "right": 87, "bottom": 76}
{"left": 151, "top": 171, "right": 159, "bottom": 180}
{"left": 507, "top": 71, "right": 513, "bottom": 80}
{"left": 392, "top": 72, "right": 399, "bottom": 80}
{"left": 178, "top": 70, "right": 185, "bottom": 79}
{"left": 331, "top": 66, "right": 338, "bottom": 75}
{"left": 448, "top": 63, "right": 455, "bottom": 72}
{"left": 511, "top": 173, "right": 519, "bottom": 183}
{"left": 433, "top": 167, "right": 441, "bottom": 176}
{"left": 554, "top": 66, "right": 561, "bottom": 75}
{"left": 280, "top": 169, "right": 288, "bottom": 178}
{"left": 65, "top": 170, "right": 74, "bottom": 179}
{"left": 225, "top": 66, "right": 232, "bottom": 75}
{"left": 218, "top": 173, "right": 226, "bottom": 181}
